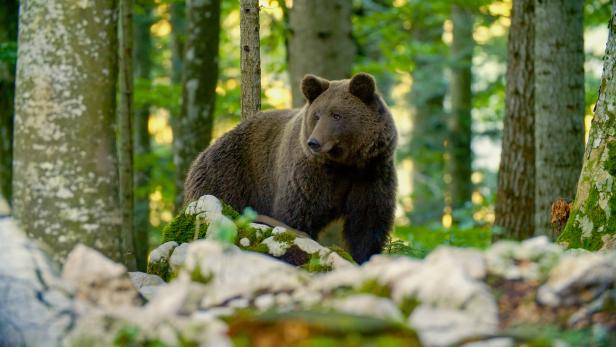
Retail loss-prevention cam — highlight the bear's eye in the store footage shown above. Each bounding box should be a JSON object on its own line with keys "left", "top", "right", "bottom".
{"left": 313, "top": 113, "right": 320, "bottom": 120}
{"left": 332, "top": 113, "right": 341, "bottom": 120}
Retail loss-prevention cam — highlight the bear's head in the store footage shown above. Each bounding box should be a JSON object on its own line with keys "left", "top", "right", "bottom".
{"left": 300, "top": 73, "right": 397, "bottom": 166}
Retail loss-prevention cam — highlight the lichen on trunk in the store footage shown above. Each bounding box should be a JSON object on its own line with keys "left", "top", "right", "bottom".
{"left": 558, "top": 7, "right": 616, "bottom": 250}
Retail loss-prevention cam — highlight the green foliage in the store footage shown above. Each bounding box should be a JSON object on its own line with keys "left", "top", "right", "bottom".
{"left": 113, "top": 325, "right": 168, "bottom": 347}
{"left": 0, "top": 42, "right": 16, "bottom": 65}
{"left": 161, "top": 213, "right": 202, "bottom": 244}
{"left": 393, "top": 224, "right": 492, "bottom": 258}
{"left": 301, "top": 252, "right": 333, "bottom": 273}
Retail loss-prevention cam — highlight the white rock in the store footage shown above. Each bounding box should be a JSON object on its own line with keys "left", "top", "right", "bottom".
{"left": 254, "top": 294, "right": 276, "bottom": 310}
{"left": 328, "top": 294, "right": 403, "bottom": 321}
{"left": 537, "top": 252, "right": 616, "bottom": 306}
{"left": 145, "top": 279, "right": 208, "bottom": 320}
{"left": 249, "top": 223, "right": 271, "bottom": 231}
{"left": 129, "top": 272, "right": 165, "bottom": 288}
{"left": 149, "top": 241, "right": 178, "bottom": 264}
{"left": 185, "top": 195, "right": 222, "bottom": 216}
{"left": 486, "top": 237, "right": 562, "bottom": 280}
{"left": 262, "top": 236, "right": 290, "bottom": 256}
{"left": 139, "top": 285, "right": 164, "bottom": 301}
{"left": 293, "top": 237, "right": 324, "bottom": 254}
{"left": 62, "top": 245, "right": 140, "bottom": 307}
{"left": 169, "top": 243, "right": 190, "bottom": 272}
{"left": 181, "top": 240, "right": 308, "bottom": 307}
{"left": 272, "top": 226, "right": 287, "bottom": 234}
{"left": 239, "top": 237, "right": 251, "bottom": 247}
{"left": 426, "top": 246, "right": 486, "bottom": 279}
{"left": 409, "top": 305, "right": 497, "bottom": 347}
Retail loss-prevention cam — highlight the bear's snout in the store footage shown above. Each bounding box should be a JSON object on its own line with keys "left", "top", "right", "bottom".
{"left": 307, "top": 138, "right": 321, "bottom": 152}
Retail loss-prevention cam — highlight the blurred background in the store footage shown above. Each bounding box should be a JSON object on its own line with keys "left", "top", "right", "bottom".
{"left": 0, "top": 0, "right": 611, "bottom": 257}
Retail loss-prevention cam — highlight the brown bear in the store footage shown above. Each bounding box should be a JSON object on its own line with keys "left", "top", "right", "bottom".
{"left": 184, "top": 73, "right": 397, "bottom": 263}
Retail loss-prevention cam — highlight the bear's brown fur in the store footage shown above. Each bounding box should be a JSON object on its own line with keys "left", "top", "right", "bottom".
{"left": 184, "top": 73, "right": 397, "bottom": 263}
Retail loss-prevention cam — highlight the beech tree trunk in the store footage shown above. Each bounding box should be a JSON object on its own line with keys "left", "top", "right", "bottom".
{"left": 12, "top": 0, "right": 124, "bottom": 263}
{"left": 0, "top": 0, "right": 18, "bottom": 204}
{"left": 240, "top": 0, "right": 261, "bottom": 119}
{"left": 119, "top": 0, "right": 137, "bottom": 270}
{"left": 288, "top": 0, "right": 355, "bottom": 108}
{"left": 448, "top": 5, "right": 474, "bottom": 221}
{"left": 174, "top": 0, "right": 221, "bottom": 206}
{"left": 534, "top": 0, "right": 585, "bottom": 237}
{"left": 170, "top": 1, "right": 186, "bottom": 85}
{"left": 558, "top": 6, "right": 616, "bottom": 250}
{"left": 409, "top": 12, "right": 447, "bottom": 226}
{"left": 495, "top": 0, "right": 536, "bottom": 239}
{"left": 133, "top": 0, "right": 154, "bottom": 271}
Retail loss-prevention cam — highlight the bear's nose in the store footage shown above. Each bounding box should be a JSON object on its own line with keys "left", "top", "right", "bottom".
{"left": 307, "top": 138, "right": 321, "bottom": 152}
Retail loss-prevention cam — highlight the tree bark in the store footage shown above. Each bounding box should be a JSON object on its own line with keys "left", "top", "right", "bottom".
{"left": 240, "top": 0, "right": 261, "bottom": 119}
{"left": 408, "top": 13, "right": 447, "bottom": 226}
{"left": 170, "top": 1, "right": 186, "bottom": 85}
{"left": 12, "top": 0, "right": 124, "bottom": 263}
{"left": 288, "top": 0, "right": 355, "bottom": 108}
{"left": 119, "top": 0, "right": 137, "bottom": 270}
{"left": 0, "top": 0, "right": 18, "bottom": 204}
{"left": 534, "top": 0, "right": 585, "bottom": 237}
{"left": 133, "top": 0, "right": 154, "bottom": 271}
{"left": 448, "top": 5, "right": 474, "bottom": 221}
{"left": 495, "top": 0, "right": 536, "bottom": 239}
{"left": 558, "top": 6, "right": 616, "bottom": 250}
{"left": 174, "top": 0, "right": 221, "bottom": 207}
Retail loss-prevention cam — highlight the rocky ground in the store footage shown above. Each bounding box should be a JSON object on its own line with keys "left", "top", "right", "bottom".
{"left": 0, "top": 195, "right": 615, "bottom": 347}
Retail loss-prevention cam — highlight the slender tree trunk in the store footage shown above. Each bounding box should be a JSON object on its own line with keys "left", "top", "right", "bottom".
{"left": 558, "top": 6, "right": 616, "bottom": 250}
{"left": 133, "top": 1, "right": 154, "bottom": 271}
{"left": 408, "top": 14, "right": 447, "bottom": 226}
{"left": 448, "top": 5, "right": 474, "bottom": 221}
{"left": 170, "top": 1, "right": 186, "bottom": 85}
{"left": 288, "top": 0, "right": 355, "bottom": 108}
{"left": 495, "top": 0, "right": 535, "bottom": 239}
{"left": 534, "top": 0, "right": 585, "bottom": 237}
{"left": 0, "top": 0, "right": 18, "bottom": 204}
{"left": 13, "top": 0, "right": 123, "bottom": 263}
{"left": 174, "top": 0, "right": 221, "bottom": 206}
{"left": 119, "top": 0, "right": 137, "bottom": 270}
{"left": 240, "top": 0, "right": 261, "bottom": 119}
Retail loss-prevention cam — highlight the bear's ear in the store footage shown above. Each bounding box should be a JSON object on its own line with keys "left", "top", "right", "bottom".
{"left": 349, "top": 73, "right": 376, "bottom": 103}
{"left": 301, "top": 74, "right": 330, "bottom": 103}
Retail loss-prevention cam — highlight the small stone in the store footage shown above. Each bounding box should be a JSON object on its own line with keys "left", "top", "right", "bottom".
{"left": 239, "top": 237, "right": 251, "bottom": 247}
{"left": 537, "top": 252, "right": 616, "bottom": 306}
{"left": 272, "top": 226, "right": 287, "bottom": 234}
{"left": 129, "top": 272, "right": 165, "bottom": 288}
{"left": 254, "top": 294, "right": 276, "bottom": 310}
{"left": 149, "top": 241, "right": 178, "bottom": 264}
{"left": 62, "top": 245, "right": 140, "bottom": 307}
{"left": 329, "top": 294, "right": 403, "bottom": 321}
{"left": 185, "top": 195, "right": 222, "bottom": 216}
{"left": 262, "top": 236, "right": 291, "bottom": 256}
{"left": 169, "top": 243, "right": 190, "bottom": 273}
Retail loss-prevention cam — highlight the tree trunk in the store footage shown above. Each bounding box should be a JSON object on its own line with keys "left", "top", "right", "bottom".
{"left": 288, "top": 0, "right": 355, "bottom": 108}
{"left": 119, "top": 0, "right": 137, "bottom": 270}
{"left": 495, "top": 0, "right": 535, "bottom": 239}
{"left": 448, "top": 5, "right": 474, "bottom": 221}
{"left": 240, "top": 0, "right": 261, "bottom": 119}
{"left": 408, "top": 13, "right": 447, "bottom": 226}
{"left": 174, "top": 0, "right": 221, "bottom": 206}
{"left": 12, "top": 0, "right": 124, "bottom": 263}
{"left": 558, "top": 6, "right": 616, "bottom": 250}
{"left": 133, "top": 0, "right": 154, "bottom": 271}
{"left": 170, "top": 1, "right": 186, "bottom": 85}
{"left": 534, "top": 0, "right": 585, "bottom": 237}
{"left": 0, "top": 0, "right": 18, "bottom": 204}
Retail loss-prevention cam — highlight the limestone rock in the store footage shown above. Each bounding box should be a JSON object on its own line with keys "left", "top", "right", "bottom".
{"left": 328, "top": 294, "right": 403, "bottom": 321}
{"left": 486, "top": 236, "right": 562, "bottom": 280}
{"left": 147, "top": 241, "right": 178, "bottom": 280}
{"left": 62, "top": 244, "right": 141, "bottom": 307}
{"left": 537, "top": 251, "right": 616, "bottom": 306}
{"left": 169, "top": 242, "right": 189, "bottom": 273}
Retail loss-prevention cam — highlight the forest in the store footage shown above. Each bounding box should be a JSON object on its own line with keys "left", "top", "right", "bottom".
{"left": 0, "top": 0, "right": 615, "bottom": 346}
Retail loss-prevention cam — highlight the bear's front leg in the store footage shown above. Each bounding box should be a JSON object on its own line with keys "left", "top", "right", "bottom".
{"left": 343, "top": 164, "right": 396, "bottom": 263}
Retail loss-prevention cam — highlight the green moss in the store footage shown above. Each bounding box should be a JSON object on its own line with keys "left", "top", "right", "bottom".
{"left": 398, "top": 297, "right": 420, "bottom": 317}
{"left": 357, "top": 279, "right": 391, "bottom": 298}
{"left": 189, "top": 262, "right": 212, "bottom": 284}
{"left": 301, "top": 253, "right": 333, "bottom": 272}
{"left": 161, "top": 213, "right": 199, "bottom": 244}
{"left": 273, "top": 231, "right": 296, "bottom": 245}
{"left": 245, "top": 243, "right": 270, "bottom": 254}
{"left": 146, "top": 257, "right": 171, "bottom": 282}
{"left": 222, "top": 203, "right": 240, "bottom": 219}
{"left": 559, "top": 184, "right": 615, "bottom": 250}
{"left": 604, "top": 140, "right": 616, "bottom": 176}
{"left": 328, "top": 245, "right": 356, "bottom": 264}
